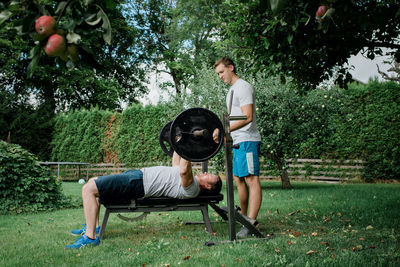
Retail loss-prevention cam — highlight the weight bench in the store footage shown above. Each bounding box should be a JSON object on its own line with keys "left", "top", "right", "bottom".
{"left": 99, "top": 193, "right": 226, "bottom": 240}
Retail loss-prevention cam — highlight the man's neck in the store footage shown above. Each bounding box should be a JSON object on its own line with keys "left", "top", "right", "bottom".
{"left": 230, "top": 75, "right": 239, "bottom": 86}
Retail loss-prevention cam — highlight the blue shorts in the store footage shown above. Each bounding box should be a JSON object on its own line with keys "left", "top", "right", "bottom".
{"left": 232, "top": 141, "right": 261, "bottom": 178}
{"left": 94, "top": 170, "right": 145, "bottom": 204}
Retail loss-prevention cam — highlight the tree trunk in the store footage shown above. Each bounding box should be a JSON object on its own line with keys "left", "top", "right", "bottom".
{"left": 269, "top": 153, "right": 292, "bottom": 189}
{"left": 280, "top": 167, "right": 292, "bottom": 189}
{"left": 171, "top": 68, "right": 181, "bottom": 96}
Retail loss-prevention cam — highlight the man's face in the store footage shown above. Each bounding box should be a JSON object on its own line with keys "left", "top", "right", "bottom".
{"left": 215, "top": 63, "right": 235, "bottom": 85}
{"left": 198, "top": 172, "right": 218, "bottom": 189}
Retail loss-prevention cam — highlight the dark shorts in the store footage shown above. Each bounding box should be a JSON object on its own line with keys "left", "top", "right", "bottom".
{"left": 94, "top": 170, "right": 145, "bottom": 204}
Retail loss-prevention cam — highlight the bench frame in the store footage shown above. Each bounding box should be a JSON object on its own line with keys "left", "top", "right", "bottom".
{"left": 99, "top": 194, "right": 225, "bottom": 240}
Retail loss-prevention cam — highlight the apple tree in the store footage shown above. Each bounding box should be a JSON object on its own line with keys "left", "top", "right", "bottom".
{"left": 255, "top": 75, "right": 343, "bottom": 188}
{"left": 0, "top": 1, "right": 148, "bottom": 159}
{"left": 217, "top": 0, "right": 400, "bottom": 90}
{"left": 0, "top": 0, "right": 113, "bottom": 77}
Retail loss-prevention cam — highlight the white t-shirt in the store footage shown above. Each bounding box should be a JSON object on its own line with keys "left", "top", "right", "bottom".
{"left": 142, "top": 166, "right": 200, "bottom": 199}
{"left": 226, "top": 79, "right": 261, "bottom": 144}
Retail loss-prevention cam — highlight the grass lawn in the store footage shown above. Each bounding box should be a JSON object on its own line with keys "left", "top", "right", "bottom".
{"left": 0, "top": 181, "right": 399, "bottom": 266}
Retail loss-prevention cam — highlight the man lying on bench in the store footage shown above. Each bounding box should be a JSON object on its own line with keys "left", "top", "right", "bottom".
{"left": 65, "top": 152, "right": 222, "bottom": 249}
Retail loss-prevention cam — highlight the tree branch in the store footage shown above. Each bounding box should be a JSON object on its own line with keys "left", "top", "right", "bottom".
{"left": 366, "top": 41, "right": 400, "bottom": 50}
{"left": 376, "top": 64, "right": 400, "bottom": 83}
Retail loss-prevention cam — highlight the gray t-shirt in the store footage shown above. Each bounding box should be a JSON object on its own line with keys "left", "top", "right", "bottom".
{"left": 226, "top": 79, "right": 261, "bottom": 144}
{"left": 142, "top": 166, "right": 200, "bottom": 199}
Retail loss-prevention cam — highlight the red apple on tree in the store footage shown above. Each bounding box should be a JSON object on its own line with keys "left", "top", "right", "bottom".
{"left": 35, "top": 15, "right": 56, "bottom": 37}
{"left": 316, "top": 5, "right": 328, "bottom": 18}
{"left": 44, "top": 34, "right": 66, "bottom": 57}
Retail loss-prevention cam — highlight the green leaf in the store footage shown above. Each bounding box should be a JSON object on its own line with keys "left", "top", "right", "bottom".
{"left": 55, "top": 1, "right": 68, "bottom": 15}
{"left": 66, "top": 32, "right": 81, "bottom": 44}
{"left": 84, "top": 0, "right": 94, "bottom": 6}
{"left": 29, "top": 45, "right": 40, "bottom": 59}
{"left": 96, "top": 5, "right": 112, "bottom": 45}
{"left": 27, "top": 51, "right": 41, "bottom": 78}
{"left": 269, "top": 0, "right": 287, "bottom": 14}
{"left": 0, "top": 10, "right": 12, "bottom": 25}
{"left": 85, "top": 13, "right": 102, "bottom": 26}
{"left": 8, "top": 0, "right": 22, "bottom": 10}
{"left": 287, "top": 34, "right": 293, "bottom": 44}
{"left": 105, "top": 0, "right": 116, "bottom": 9}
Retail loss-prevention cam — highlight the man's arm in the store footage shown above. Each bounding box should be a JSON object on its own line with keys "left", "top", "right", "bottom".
{"left": 172, "top": 151, "right": 194, "bottom": 187}
{"left": 172, "top": 151, "right": 181, "bottom": 167}
{"left": 229, "top": 104, "right": 254, "bottom": 132}
{"left": 179, "top": 155, "right": 194, "bottom": 188}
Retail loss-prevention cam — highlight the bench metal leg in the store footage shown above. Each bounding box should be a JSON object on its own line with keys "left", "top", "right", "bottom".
{"left": 200, "top": 205, "right": 213, "bottom": 233}
{"left": 210, "top": 203, "right": 229, "bottom": 221}
{"left": 99, "top": 208, "right": 110, "bottom": 240}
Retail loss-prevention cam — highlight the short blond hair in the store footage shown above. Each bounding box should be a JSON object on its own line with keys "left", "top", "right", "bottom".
{"left": 213, "top": 57, "right": 236, "bottom": 73}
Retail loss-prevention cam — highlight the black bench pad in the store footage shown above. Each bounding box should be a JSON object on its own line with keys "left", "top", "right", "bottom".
{"left": 132, "top": 194, "right": 223, "bottom": 205}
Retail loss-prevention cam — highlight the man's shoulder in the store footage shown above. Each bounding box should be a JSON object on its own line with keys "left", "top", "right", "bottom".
{"left": 232, "top": 79, "right": 254, "bottom": 97}
{"left": 233, "top": 79, "right": 253, "bottom": 90}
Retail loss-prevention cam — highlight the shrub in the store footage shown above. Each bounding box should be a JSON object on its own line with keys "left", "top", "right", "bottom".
{"left": 0, "top": 141, "right": 73, "bottom": 213}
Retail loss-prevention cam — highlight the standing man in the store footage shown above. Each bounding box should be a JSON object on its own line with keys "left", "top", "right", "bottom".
{"left": 213, "top": 57, "right": 262, "bottom": 238}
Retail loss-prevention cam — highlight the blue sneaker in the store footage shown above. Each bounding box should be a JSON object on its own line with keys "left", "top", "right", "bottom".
{"left": 71, "top": 224, "right": 100, "bottom": 236}
{"left": 65, "top": 234, "right": 100, "bottom": 249}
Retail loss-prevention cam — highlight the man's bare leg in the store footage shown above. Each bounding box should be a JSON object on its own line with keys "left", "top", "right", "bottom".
{"left": 82, "top": 178, "right": 100, "bottom": 239}
{"left": 245, "top": 175, "right": 262, "bottom": 220}
{"left": 234, "top": 175, "right": 249, "bottom": 216}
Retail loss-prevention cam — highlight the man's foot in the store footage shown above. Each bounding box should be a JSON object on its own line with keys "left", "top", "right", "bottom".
{"left": 71, "top": 224, "right": 100, "bottom": 236}
{"left": 65, "top": 234, "right": 100, "bottom": 249}
{"left": 236, "top": 220, "right": 259, "bottom": 238}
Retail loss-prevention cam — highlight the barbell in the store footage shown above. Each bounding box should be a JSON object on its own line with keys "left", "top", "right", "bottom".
{"left": 159, "top": 108, "right": 224, "bottom": 162}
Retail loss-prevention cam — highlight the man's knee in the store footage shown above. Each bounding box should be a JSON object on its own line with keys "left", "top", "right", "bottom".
{"left": 82, "top": 177, "right": 99, "bottom": 195}
{"left": 245, "top": 175, "right": 260, "bottom": 186}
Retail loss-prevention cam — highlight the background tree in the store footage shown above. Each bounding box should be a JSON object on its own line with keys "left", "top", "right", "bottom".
{"left": 255, "top": 74, "right": 343, "bottom": 188}
{"left": 127, "top": 0, "right": 222, "bottom": 96}
{"left": 217, "top": 0, "right": 400, "bottom": 90}
{"left": 377, "top": 59, "right": 400, "bottom": 83}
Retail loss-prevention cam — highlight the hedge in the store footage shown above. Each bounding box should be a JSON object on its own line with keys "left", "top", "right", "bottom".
{"left": 330, "top": 81, "right": 400, "bottom": 180}
{"left": 51, "top": 104, "right": 181, "bottom": 166}
{"left": 49, "top": 80, "right": 400, "bottom": 181}
{"left": 51, "top": 107, "right": 116, "bottom": 163}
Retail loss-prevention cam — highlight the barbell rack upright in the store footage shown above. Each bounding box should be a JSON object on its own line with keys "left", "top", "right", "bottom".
{"left": 215, "top": 90, "right": 269, "bottom": 244}
{"left": 223, "top": 112, "right": 236, "bottom": 241}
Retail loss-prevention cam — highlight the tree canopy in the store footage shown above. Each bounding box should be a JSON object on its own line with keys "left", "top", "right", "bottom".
{"left": 126, "top": 0, "right": 223, "bottom": 96}
{"left": 0, "top": 0, "right": 148, "bottom": 111}
{"left": 0, "top": 0, "right": 149, "bottom": 158}
{"left": 218, "top": 0, "right": 400, "bottom": 89}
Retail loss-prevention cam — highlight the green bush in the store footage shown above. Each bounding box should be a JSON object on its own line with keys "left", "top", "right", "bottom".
{"left": 51, "top": 107, "right": 115, "bottom": 163}
{"left": 116, "top": 103, "right": 179, "bottom": 166}
{"left": 51, "top": 104, "right": 181, "bottom": 165}
{"left": 331, "top": 81, "right": 400, "bottom": 180}
{"left": 0, "top": 141, "right": 73, "bottom": 213}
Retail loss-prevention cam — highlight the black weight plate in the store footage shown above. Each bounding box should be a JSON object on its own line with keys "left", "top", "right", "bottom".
{"left": 159, "top": 121, "right": 174, "bottom": 157}
{"left": 170, "top": 108, "right": 224, "bottom": 162}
